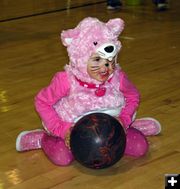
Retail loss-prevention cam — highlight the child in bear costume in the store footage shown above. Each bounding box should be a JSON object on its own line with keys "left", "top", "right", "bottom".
{"left": 16, "top": 17, "right": 161, "bottom": 166}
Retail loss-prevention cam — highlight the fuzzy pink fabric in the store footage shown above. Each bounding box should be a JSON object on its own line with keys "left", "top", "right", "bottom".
{"left": 16, "top": 17, "right": 154, "bottom": 165}
{"left": 35, "top": 69, "right": 140, "bottom": 139}
{"left": 33, "top": 17, "right": 150, "bottom": 161}
{"left": 53, "top": 66, "right": 125, "bottom": 123}
{"left": 61, "top": 17, "right": 124, "bottom": 84}
{"left": 35, "top": 17, "right": 141, "bottom": 140}
{"left": 13, "top": 17, "right": 165, "bottom": 167}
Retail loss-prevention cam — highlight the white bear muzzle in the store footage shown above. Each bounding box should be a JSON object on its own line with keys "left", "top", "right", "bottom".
{"left": 96, "top": 43, "right": 118, "bottom": 61}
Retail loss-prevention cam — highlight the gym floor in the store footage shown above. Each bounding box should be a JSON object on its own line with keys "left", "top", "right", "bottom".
{"left": 0, "top": 1, "right": 179, "bottom": 189}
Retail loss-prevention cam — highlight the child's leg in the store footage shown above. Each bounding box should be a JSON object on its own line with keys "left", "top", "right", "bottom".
{"left": 16, "top": 129, "right": 45, "bottom": 151}
{"left": 41, "top": 134, "right": 74, "bottom": 166}
{"left": 125, "top": 128, "right": 149, "bottom": 157}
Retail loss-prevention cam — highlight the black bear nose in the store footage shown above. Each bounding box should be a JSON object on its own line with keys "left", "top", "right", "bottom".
{"left": 104, "top": 46, "right": 114, "bottom": 53}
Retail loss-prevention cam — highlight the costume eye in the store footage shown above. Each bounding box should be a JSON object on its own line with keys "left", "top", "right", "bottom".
{"left": 93, "top": 42, "right": 98, "bottom": 46}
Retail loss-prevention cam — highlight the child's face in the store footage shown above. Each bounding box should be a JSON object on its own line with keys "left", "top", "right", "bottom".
{"left": 87, "top": 53, "right": 116, "bottom": 82}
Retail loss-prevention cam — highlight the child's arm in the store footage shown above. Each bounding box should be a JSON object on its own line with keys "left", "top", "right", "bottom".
{"left": 34, "top": 72, "right": 72, "bottom": 139}
{"left": 119, "top": 71, "right": 140, "bottom": 129}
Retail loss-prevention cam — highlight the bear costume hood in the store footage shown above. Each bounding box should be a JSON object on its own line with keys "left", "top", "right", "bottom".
{"left": 61, "top": 17, "right": 124, "bottom": 84}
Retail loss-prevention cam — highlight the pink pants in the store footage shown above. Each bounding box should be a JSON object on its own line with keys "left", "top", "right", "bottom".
{"left": 41, "top": 134, "right": 74, "bottom": 166}
{"left": 41, "top": 127, "right": 148, "bottom": 166}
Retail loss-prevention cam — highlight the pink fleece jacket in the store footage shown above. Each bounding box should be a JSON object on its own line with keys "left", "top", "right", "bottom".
{"left": 34, "top": 68, "right": 140, "bottom": 140}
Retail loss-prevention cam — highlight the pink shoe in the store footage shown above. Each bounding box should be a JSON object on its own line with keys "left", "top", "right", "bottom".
{"left": 131, "top": 117, "right": 161, "bottom": 136}
{"left": 16, "top": 129, "right": 45, "bottom": 151}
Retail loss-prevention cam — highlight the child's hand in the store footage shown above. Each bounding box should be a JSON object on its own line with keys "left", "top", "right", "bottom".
{"left": 65, "top": 131, "right": 71, "bottom": 149}
{"left": 64, "top": 124, "right": 74, "bottom": 149}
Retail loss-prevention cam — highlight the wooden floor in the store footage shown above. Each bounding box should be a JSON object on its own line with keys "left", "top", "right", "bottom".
{"left": 0, "top": 1, "right": 180, "bottom": 189}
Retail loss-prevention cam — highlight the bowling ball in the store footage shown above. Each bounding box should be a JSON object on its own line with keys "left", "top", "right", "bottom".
{"left": 70, "top": 113, "right": 126, "bottom": 169}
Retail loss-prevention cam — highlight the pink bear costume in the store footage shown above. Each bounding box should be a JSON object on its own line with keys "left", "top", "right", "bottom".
{"left": 16, "top": 17, "right": 161, "bottom": 166}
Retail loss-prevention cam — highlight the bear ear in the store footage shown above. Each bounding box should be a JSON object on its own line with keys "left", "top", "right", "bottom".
{"left": 61, "top": 17, "right": 98, "bottom": 47}
{"left": 106, "top": 18, "right": 125, "bottom": 37}
{"left": 61, "top": 28, "right": 80, "bottom": 47}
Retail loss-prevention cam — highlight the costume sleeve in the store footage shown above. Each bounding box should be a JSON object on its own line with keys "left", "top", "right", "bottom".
{"left": 119, "top": 71, "right": 140, "bottom": 129}
{"left": 34, "top": 72, "right": 72, "bottom": 139}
